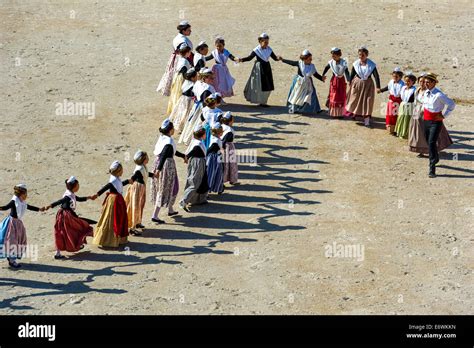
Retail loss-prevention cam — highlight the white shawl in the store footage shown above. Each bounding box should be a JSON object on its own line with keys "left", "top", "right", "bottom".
{"left": 400, "top": 85, "right": 416, "bottom": 102}
{"left": 63, "top": 189, "right": 77, "bottom": 211}
{"left": 253, "top": 45, "right": 273, "bottom": 62}
{"left": 222, "top": 124, "right": 234, "bottom": 138}
{"left": 192, "top": 81, "right": 216, "bottom": 101}
{"left": 11, "top": 195, "right": 27, "bottom": 220}
{"left": 328, "top": 58, "right": 347, "bottom": 77}
{"left": 172, "top": 33, "right": 193, "bottom": 51}
{"left": 109, "top": 175, "right": 123, "bottom": 195}
{"left": 298, "top": 60, "right": 317, "bottom": 77}
{"left": 154, "top": 135, "right": 176, "bottom": 156}
{"left": 212, "top": 49, "right": 230, "bottom": 65}
{"left": 353, "top": 59, "right": 376, "bottom": 80}
{"left": 186, "top": 138, "right": 207, "bottom": 156}
{"left": 388, "top": 79, "right": 405, "bottom": 97}
{"left": 209, "top": 135, "right": 222, "bottom": 148}
{"left": 175, "top": 56, "right": 191, "bottom": 73}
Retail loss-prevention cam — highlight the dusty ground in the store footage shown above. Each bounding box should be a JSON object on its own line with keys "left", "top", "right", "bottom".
{"left": 0, "top": 0, "right": 473, "bottom": 314}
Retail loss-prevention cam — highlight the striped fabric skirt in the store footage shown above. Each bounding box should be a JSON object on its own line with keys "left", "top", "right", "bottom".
{"left": 0, "top": 216, "right": 27, "bottom": 260}
{"left": 223, "top": 142, "right": 239, "bottom": 184}
{"left": 169, "top": 95, "right": 194, "bottom": 133}
{"left": 179, "top": 101, "right": 203, "bottom": 145}
{"left": 156, "top": 51, "right": 178, "bottom": 96}
{"left": 167, "top": 73, "right": 185, "bottom": 115}
{"left": 206, "top": 152, "right": 224, "bottom": 193}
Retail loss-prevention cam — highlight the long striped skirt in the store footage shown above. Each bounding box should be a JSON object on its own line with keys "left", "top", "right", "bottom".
{"left": 223, "top": 142, "right": 239, "bottom": 184}
{"left": 0, "top": 216, "right": 27, "bottom": 260}
{"left": 206, "top": 152, "right": 224, "bottom": 193}
{"left": 125, "top": 181, "right": 147, "bottom": 229}
{"left": 151, "top": 156, "right": 179, "bottom": 208}
{"left": 156, "top": 51, "right": 178, "bottom": 96}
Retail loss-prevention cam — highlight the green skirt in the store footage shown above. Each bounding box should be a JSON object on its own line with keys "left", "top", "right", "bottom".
{"left": 395, "top": 101, "right": 413, "bottom": 139}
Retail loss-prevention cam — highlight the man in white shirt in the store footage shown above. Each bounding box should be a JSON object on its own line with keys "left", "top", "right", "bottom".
{"left": 422, "top": 73, "right": 455, "bottom": 178}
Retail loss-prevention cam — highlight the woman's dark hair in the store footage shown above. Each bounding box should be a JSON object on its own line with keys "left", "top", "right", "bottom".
{"left": 193, "top": 128, "right": 206, "bottom": 139}
{"left": 331, "top": 49, "right": 342, "bottom": 55}
{"left": 358, "top": 48, "right": 369, "bottom": 55}
{"left": 185, "top": 69, "right": 197, "bottom": 80}
{"left": 179, "top": 45, "right": 191, "bottom": 56}
{"left": 160, "top": 122, "right": 174, "bottom": 135}
{"left": 215, "top": 38, "right": 225, "bottom": 46}
{"left": 65, "top": 179, "right": 78, "bottom": 191}
{"left": 300, "top": 53, "right": 312, "bottom": 60}
{"left": 211, "top": 127, "right": 222, "bottom": 136}
{"left": 393, "top": 71, "right": 404, "bottom": 78}
{"left": 405, "top": 75, "right": 417, "bottom": 83}
{"left": 177, "top": 23, "right": 191, "bottom": 33}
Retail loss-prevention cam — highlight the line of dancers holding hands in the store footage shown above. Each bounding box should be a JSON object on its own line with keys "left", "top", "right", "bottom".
{"left": 1, "top": 107, "right": 240, "bottom": 268}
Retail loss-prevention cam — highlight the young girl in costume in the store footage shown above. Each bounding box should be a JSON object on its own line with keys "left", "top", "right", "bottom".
{"left": 206, "top": 123, "right": 225, "bottom": 194}
{"left": 221, "top": 112, "right": 240, "bottom": 186}
{"left": 208, "top": 36, "right": 238, "bottom": 99}
{"left": 322, "top": 47, "right": 350, "bottom": 118}
{"left": 151, "top": 119, "right": 186, "bottom": 224}
{"left": 179, "top": 124, "right": 209, "bottom": 212}
{"left": 193, "top": 41, "right": 211, "bottom": 72}
{"left": 281, "top": 49, "right": 326, "bottom": 114}
{"left": 167, "top": 44, "right": 192, "bottom": 115}
{"left": 169, "top": 68, "right": 198, "bottom": 133}
{"left": 92, "top": 161, "right": 132, "bottom": 248}
{"left": 379, "top": 67, "right": 405, "bottom": 135}
{"left": 239, "top": 33, "right": 282, "bottom": 107}
{"left": 125, "top": 151, "right": 155, "bottom": 236}
{"left": 201, "top": 93, "right": 223, "bottom": 149}
{"left": 156, "top": 21, "right": 193, "bottom": 96}
{"left": 394, "top": 73, "right": 416, "bottom": 139}
{"left": 344, "top": 46, "right": 381, "bottom": 128}
{"left": 0, "top": 184, "right": 45, "bottom": 268}
{"left": 46, "top": 176, "right": 96, "bottom": 259}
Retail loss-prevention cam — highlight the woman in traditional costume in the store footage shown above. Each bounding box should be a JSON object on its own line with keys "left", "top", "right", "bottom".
{"left": 0, "top": 184, "right": 45, "bottom": 268}
{"left": 206, "top": 123, "right": 225, "bottom": 194}
{"left": 46, "top": 177, "right": 96, "bottom": 259}
{"left": 156, "top": 21, "right": 193, "bottom": 96}
{"left": 344, "top": 46, "right": 381, "bottom": 128}
{"left": 394, "top": 73, "right": 416, "bottom": 139}
{"left": 92, "top": 161, "right": 131, "bottom": 248}
{"left": 322, "top": 47, "right": 350, "bottom": 118}
{"left": 179, "top": 124, "right": 209, "bottom": 212}
{"left": 379, "top": 67, "right": 405, "bottom": 135}
{"left": 221, "top": 112, "right": 240, "bottom": 186}
{"left": 124, "top": 151, "right": 155, "bottom": 236}
{"left": 281, "top": 49, "right": 326, "bottom": 114}
{"left": 208, "top": 37, "right": 238, "bottom": 99}
{"left": 179, "top": 68, "right": 216, "bottom": 145}
{"left": 169, "top": 68, "right": 198, "bottom": 133}
{"left": 167, "top": 45, "right": 193, "bottom": 115}
{"left": 151, "top": 119, "right": 186, "bottom": 224}
{"left": 239, "top": 33, "right": 282, "bottom": 107}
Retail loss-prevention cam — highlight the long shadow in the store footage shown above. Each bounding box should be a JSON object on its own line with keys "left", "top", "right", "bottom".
{"left": 436, "top": 164, "right": 474, "bottom": 178}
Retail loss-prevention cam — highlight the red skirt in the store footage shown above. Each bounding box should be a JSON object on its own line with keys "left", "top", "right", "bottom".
{"left": 327, "top": 75, "right": 346, "bottom": 117}
{"left": 386, "top": 95, "right": 402, "bottom": 126}
{"left": 54, "top": 208, "right": 93, "bottom": 252}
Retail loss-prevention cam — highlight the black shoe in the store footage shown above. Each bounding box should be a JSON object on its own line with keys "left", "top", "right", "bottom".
{"left": 129, "top": 229, "right": 142, "bottom": 236}
{"left": 168, "top": 211, "right": 179, "bottom": 217}
{"left": 416, "top": 153, "right": 426, "bottom": 158}
{"left": 79, "top": 245, "right": 85, "bottom": 250}
{"left": 54, "top": 254, "right": 66, "bottom": 260}
{"left": 136, "top": 223, "right": 145, "bottom": 229}
{"left": 429, "top": 173, "right": 437, "bottom": 178}
{"left": 151, "top": 218, "right": 165, "bottom": 224}
{"left": 8, "top": 261, "right": 21, "bottom": 268}
{"left": 259, "top": 104, "right": 270, "bottom": 107}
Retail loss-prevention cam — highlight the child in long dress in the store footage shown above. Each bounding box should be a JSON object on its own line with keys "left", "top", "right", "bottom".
{"left": 167, "top": 45, "right": 192, "bottom": 115}
{"left": 221, "top": 112, "right": 240, "bottom": 186}
{"left": 208, "top": 37, "right": 238, "bottom": 99}
{"left": 151, "top": 119, "right": 186, "bottom": 224}
{"left": 239, "top": 33, "right": 282, "bottom": 107}
{"left": 92, "top": 161, "right": 132, "bottom": 248}
{"left": 206, "top": 123, "right": 225, "bottom": 194}
{"left": 322, "top": 48, "right": 350, "bottom": 118}
{"left": 201, "top": 93, "right": 223, "bottom": 148}
{"left": 125, "top": 151, "right": 155, "bottom": 236}
{"left": 168, "top": 68, "right": 198, "bottom": 133}
{"left": 379, "top": 67, "right": 405, "bottom": 135}
{"left": 281, "top": 49, "right": 326, "bottom": 114}
{"left": 180, "top": 124, "right": 209, "bottom": 212}
{"left": 46, "top": 176, "right": 96, "bottom": 259}
{"left": 394, "top": 73, "right": 416, "bottom": 139}
{"left": 0, "top": 184, "right": 45, "bottom": 268}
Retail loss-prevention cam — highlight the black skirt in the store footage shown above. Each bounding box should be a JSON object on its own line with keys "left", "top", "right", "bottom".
{"left": 257, "top": 56, "right": 274, "bottom": 91}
